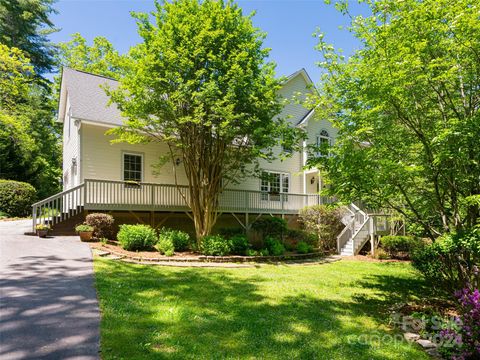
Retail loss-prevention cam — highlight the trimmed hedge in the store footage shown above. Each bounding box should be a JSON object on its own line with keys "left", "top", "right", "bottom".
{"left": 156, "top": 236, "right": 175, "bottom": 256}
{"left": 201, "top": 235, "right": 231, "bottom": 256}
{"left": 158, "top": 228, "right": 191, "bottom": 252}
{"left": 0, "top": 180, "right": 36, "bottom": 217}
{"left": 117, "top": 224, "right": 157, "bottom": 251}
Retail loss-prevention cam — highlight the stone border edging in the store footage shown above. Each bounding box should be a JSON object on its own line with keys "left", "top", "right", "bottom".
{"left": 94, "top": 245, "right": 326, "bottom": 264}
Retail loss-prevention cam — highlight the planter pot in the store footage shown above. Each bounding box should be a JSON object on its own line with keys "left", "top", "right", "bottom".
{"left": 79, "top": 231, "right": 94, "bottom": 242}
{"left": 37, "top": 230, "right": 48, "bottom": 238}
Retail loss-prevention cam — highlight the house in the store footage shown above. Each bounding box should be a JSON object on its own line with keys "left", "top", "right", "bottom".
{"left": 32, "top": 67, "right": 381, "bottom": 255}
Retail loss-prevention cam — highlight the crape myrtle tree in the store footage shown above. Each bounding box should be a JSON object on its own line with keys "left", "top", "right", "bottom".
{"left": 312, "top": 0, "right": 480, "bottom": 239}
{"left": 108, "top": 0, "right": 303, "bottom": 243}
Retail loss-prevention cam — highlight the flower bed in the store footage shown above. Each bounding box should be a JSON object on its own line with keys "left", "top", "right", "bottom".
{"left": 90, "top": 242, "right": 325, "bottom": 263}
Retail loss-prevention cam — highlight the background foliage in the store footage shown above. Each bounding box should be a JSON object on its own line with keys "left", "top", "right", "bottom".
{"left": 313, "top": 0, "right": 480, "bottom": 239}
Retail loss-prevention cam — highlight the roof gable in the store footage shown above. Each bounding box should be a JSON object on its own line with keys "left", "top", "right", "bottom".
{"left": 58, "top": 68, "right": 123, "bottom": 126}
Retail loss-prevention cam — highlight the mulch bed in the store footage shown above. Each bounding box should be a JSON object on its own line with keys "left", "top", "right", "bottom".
{"left": 89, "top": 241, "right": 327, "bottom": 263}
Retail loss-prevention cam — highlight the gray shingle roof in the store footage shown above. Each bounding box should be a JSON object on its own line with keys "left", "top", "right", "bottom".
{"left": 61, "top": 68, "right": 123, "bottom": 126}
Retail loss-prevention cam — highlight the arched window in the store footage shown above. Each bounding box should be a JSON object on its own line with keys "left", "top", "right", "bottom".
{"left": 316, "top": 130, "right": 331, "bottom": 156}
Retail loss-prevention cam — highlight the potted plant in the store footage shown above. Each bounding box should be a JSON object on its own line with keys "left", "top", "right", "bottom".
{"left": 75, "top": 224, "right": 94, "bottom": 242}
{"left": 36, "top": 224, "right": 51, "bottom": 238}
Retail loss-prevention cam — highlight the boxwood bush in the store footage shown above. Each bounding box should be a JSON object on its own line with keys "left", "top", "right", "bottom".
{"left": 229, "top": 234, "right": 250, "bottom": 255}
{"left": 117, "top": 224, "right": 157, "bottom": 251}
{"left": 251, "top": 216, "right": 287, "bottom": 239}
{"left": 163, "top": 228, "right": 191, "bottom": 251}
{"left": 380, "top": 235, "right": 422, "bottom": 258}
{"left": 156, "top": 236, "right": 175, "bottom": 256}
{"left": 201, "top": 235, "right": 231, "bottom": 256}
{"left": 264, "top": 236, "right": 285, "bottom": 256}
{"left": 296, "top": 241, "right": 313, "bottom": 254}
{"left": 0, "top": 180, "right": 36, "bottom": 217}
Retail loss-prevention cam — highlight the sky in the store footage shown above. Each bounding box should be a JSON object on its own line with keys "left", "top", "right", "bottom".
{"left": 49, "top": 0, "right": 366, "bottom": 83}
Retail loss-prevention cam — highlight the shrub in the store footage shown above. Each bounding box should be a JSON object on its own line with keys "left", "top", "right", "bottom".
{"left": 246, "top": 249, "right": 258, "bottom": 256}
{"left": 229, "top": 234, "right": 250, "bottom": 255}
{"left": 218, "top": 227, "right": 244, "bottom": 239}
{"left": 117, "top": 224, "right": 157, "bottom": 251}
{"left": 374, "top": 248, "right": 390, "bottom": 260}
{"left": 259, "top": 248, "right": 270, "bottom": 256}
{"left": 287, "top": 229, "right": 317, "bottom": 245}
{"left": 201, "top": 235, "right": 231, "bottom": 256}
{"left": 298, "top": 205, "right": 345, "bottom": 252}
{"left": 264, "top": 236, "right": 285, "bottom": 256}
{"left": 380, "top": 235, "right": 422, "bottom": 258}
{"left": 296, "top": 241, "right": 313, "bottom": 254}
{"left": 156, "top": 236, "right": 175, "bottom": 256}
{"left": 85, "top": 213, "right": 114, "bottom": 239}
{"left": 251, "top": 217, "right": 287, "bottom": 239}
{"left": 437, "top": 287, "right": 480, "bottom": 359}
{"left": 412, "top": 228, "right": 480, "bottom": 293}
{"left": 0, "top": 180, "right": 36, "bottom": 217}
{"left": 159, "top": 228, "right": 191, "bottom": 251}
{"left": 75, "top": 224, "right": 94, "bottom": 232}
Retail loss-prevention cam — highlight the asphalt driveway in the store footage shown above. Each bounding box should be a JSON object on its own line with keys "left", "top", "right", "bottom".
{"left": 0, "top": 220, "right": 100, "bottom": 359}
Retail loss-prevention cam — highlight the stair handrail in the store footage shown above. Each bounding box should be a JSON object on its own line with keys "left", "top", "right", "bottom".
{"left": 337, "top": 203, "right": 370, "bottom": 254}
{"left": 32, "top": 184, "right": 84, "bottom": 207}
{"left": 32, "top": 183, "right": 85, "bottom": 232}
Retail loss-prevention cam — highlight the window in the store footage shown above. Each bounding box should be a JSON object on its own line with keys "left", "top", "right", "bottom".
{"left": 261, "top": 171, "right": 289, "bottom": 201}
{"left": 316, "top": 129, "right": 331, "bottom": 157}
{"left": 123, "top": 153, "right": 143, "bottom": 182}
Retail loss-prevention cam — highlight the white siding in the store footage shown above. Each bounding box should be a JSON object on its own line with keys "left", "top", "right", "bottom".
{"left": 75, "top": 71, "right": 338, "bottom": 196}
{"left": 62, "top": 95, "right": 81, "bottom": 190}
{"left": 81, "top": 123, "right": 189, "bottom": 185}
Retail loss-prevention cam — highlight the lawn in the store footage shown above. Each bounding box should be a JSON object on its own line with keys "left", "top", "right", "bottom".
{"left": 94, "top": 259, "right": 432, "bottom": 359}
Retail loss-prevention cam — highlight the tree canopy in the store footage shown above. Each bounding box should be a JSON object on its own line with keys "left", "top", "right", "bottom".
{"left": 109, "top": 0, "right": 303, "bottom": 241}
{"left": 0, "top": 0, "right": 58, "bottom": 76}
{"left": 56, "top": 33, "right": 123, "bottom": 80}
{"left": 0, "top": 44, "right": 61, "bottom": 198}
{"left": 313, "top": 0, "right": 480, "bottom": 238}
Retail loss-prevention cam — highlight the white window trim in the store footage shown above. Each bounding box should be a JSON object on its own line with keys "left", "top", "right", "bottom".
{"left": 316, "top": 129, "right": 332, "bottom": 157}
{"left": 121, "top": 151, "right": 144, "bottom": 182}
{"left": 260, "top": 170, "right": 290, "bottom": 201}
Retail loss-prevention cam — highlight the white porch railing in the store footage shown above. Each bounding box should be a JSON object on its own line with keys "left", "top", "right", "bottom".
{"left": 84, "top": 179, "right": 324, "bottom": 212}
{"left": 32, "top": 179, "right": 331, "bottom": 231}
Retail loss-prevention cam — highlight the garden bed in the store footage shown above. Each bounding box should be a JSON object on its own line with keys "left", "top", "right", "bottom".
{"left": 89, "top": 242, "right": 326, "bottom": 263}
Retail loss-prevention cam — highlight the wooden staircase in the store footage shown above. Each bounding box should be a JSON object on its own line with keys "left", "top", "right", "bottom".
{"left": 337, "top": 203, "right": 379, "bottom": 256}
{"left": 32, "top": 184, "right": 86, "bottom": 234}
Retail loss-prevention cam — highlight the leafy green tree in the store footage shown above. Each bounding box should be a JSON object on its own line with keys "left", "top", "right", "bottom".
{"left": 0, "top": 0, "right": 58, "bottom": 75}
{"left": 56, "top": 33, "right": 123, "bottom": 80}
{"left": 109, "top": 0, "right": 302, "bottom": 242}
{"left": 0, "top": 44, "right": 61, "bottom": 198}
{"left": 313, "top": 0, "right": 480, "bottom": 239}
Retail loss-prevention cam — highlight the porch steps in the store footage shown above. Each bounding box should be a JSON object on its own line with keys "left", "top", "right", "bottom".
{"left": 337, "top": 204, "right": 372, "bottom": 256}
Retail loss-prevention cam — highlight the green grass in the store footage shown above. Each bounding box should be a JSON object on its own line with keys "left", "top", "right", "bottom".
{"left": 94, "top": 259, "right": 432, "bottom": 359}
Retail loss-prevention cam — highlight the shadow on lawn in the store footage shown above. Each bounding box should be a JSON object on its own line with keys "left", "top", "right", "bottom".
{"left": 95, "top": 261, "right": 428, "bottom": 360}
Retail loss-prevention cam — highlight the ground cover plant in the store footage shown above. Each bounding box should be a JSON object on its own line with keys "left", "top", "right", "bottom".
{"left": 94, "top": 259, "right": 432, "bottom": 359}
